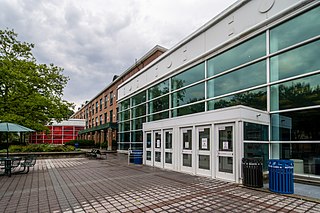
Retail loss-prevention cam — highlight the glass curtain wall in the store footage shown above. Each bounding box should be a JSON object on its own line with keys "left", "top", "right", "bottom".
{"left": 269, "top": 6, "right": 320, "bottom": 177}
{"left": 118, "top": 5, "right": 320, "bottom": 175}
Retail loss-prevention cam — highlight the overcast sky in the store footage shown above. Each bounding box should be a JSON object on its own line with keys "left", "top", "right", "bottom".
{"left": 0, "top": 0, "right": 237, "bottom": 110}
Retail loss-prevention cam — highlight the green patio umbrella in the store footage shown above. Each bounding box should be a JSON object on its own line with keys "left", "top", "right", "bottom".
{"left": 0, "top": 122, "right": 34, "bottom": 158}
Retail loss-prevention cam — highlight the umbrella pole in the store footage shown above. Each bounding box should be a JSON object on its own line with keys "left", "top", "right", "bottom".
{"left": 6, "top": 132, "right": 9, "bottom": 158}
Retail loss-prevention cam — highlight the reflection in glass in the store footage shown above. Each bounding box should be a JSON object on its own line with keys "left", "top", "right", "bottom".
{"left": 131, "top": 142, "right": 143, "bottom": 150}
{"left": 270, "top": 74, "right": 320, "bottom": 111}
{"left": 199, "top": 155, "right": 210, "bottom": 170}
{"left": 155, "top": 152, "right": 161, "bottom": 162}
{"left": 119, "top": 143, "right": 130, "bottom": 150}
{"left": 146, "top": 133, "right": 151, "bottom": 148}
{"left": 183, "top": 130, "right": 192, "bottom": 150}
{"left": 148, "top": 95, "right": 169, "bottom": 113}
{"left": 219, "top": 156, "right": 233, "bottom": 173}
{"left": 183, "top": 154, "right": 192, "bottom": 167}
{"left": 172, "top": 83, "right": 205, "bottom": 107}
{"left": 131, "top": 131, "right": 143, "bottom": 142}
{"left": 208, "top": 88, "right": 267, "bottom": 111}
{"left": 271, "top": 109, "right": 320, "bottom": 141}
{"left": 172, "top": 102, "right": 205, "bottom": 117}
{"left": 119, "top": 133, "right": 130, "bottom": 142}
{"left": 244, "top": 143, "right": 269, "bottom": 171}
{"left": 147, "top": 151, "right": 151, "bottom": 161}
{"left": 148, "top": 80, "right": 169, "bottom": 100}
{"left": 120, "top": 110, "right": 130, "bottom": 121}
{"left": 172, "top": 63, "right": 205, "bottom": 91}
{"left": 165, "top": 131, "right": 172, "bottom": 149}
{"left": 272, "top": 143, "right": 320, "bottom": 176}
{"left": 270, "top": 7, "right": 320, "bottom": 53}
{"left": 244, "top": 122, "right": 269, "bottom": 141}
{"left": 120, "top": 99, "right": 130, "bottom": 111}
{"left": 199, "top": 128, "right": 210, "bottom": 150}
{"left": 207, "top": 33, "right": 266, "bottom": 77}
{"left": 132, "top": 117, "right": 146, "bottom": 130}
{"left": 132, "top": 91, "right": 146, "bottom": 106}
{"left": 219, "top": 126, "right": 233, "bottom": 151}
{"left": 207, "top": 60, "right": 266, "bottom": 98}
{"left": 165, "top": 152, "right": 172, "bottom": 164}
{"left": 270, "top": 40, "right": 320, "bottom": 82}
{"left": 132, "top": 104, "right": 146, "bottom": 118}
{"left": 148, "top": 111, "right": 169, "bottom": 122}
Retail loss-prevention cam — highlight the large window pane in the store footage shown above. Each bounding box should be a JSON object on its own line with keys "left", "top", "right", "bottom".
{"left": 171, "top": 63, "right": 205, "bottom": 91}
{"left": 120, "top": 99, "right": 130, "bottom": 111}
{"left": 172, "top": 102, "right": 205, "bottom": 117}
{"left": 119, "top": 133, "right": 130, "bottom": 142}
{"left": 132, "top": 104, "right": 146, "bottom": 118}
{"left": 172, "top": 83, "right": 205, "bottom": 107}
{"left": 131, "top": 131, "right": 143, "bottom": 142}
{"left": 244, "top": 143, "right": 269, "bottom": 171}
{"left": 244, "top": 122, "right": 269, "bottom": 141}
{"left": 271, "top": 74, "right": 320, "bottom": 111}
{"left": 132, "top": 91, "right": 146, "bottom": 106}
{"left": 132, "top": 117, "right": 146, "bottom": 130}
{"left": 271, "top": 109, "right": 320, "bottom": 141}
{"left": 208, "top": 60, "right": 266, "bottom": 98}
{"left": 148, "top": 111, "right": 169, "bottom": 122}
{"left": 120, "top": 110, "right": 130, "bottom": 121}
{"left": 270, "top": 7, "right": 320, "bottom": 53}
{"left": 119, "top": 143, "right": 130, "bottom": 150}
{"left": 208, "top": 87, "right": 267, "bottom": 111}
{"left": 270, "top": 40, "right": 320, "bottom": 82}
{"left": 148, "top": 80, "right": 169, "bottom": 100}
{"left": 148, "top": 95, "right": 169, "bottom": 114}
{"left": 207, "top": 33, "right": 266, "bottom": 77}
{"left": 272, "top": 143, "right": 320, "bottom": 176}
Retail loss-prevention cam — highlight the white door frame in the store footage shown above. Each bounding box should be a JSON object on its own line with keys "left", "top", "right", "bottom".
{"left": 196, "top": 126, "right": 212, "bottom": 177}
{"left": 145, "top": 131, "right": 153, "bottom": 166}
{"left": 180, "top": 127, "right": 194, "bottom": 174}
{"left": 154, "top": 130, "right": 163, "bottom": 168}
{"left": 164, "top": 129, "right": 173, "bottom": 170}
{"left": 215, "top": 123, "right": 236, "bottom": 182}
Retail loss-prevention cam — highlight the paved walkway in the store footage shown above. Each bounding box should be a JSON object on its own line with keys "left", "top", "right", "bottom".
{"left": 0, "top": 154, "right": 319, "bottom": 213}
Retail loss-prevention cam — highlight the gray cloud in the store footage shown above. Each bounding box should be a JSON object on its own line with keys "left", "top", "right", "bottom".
{"left": 0, "top": 0, "right": 237, "bottom": 109}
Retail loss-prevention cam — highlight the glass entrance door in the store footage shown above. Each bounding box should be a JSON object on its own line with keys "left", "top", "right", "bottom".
{"left": 196, "top": 126, "right": 211, "bottom": 176}
{"left": 145, "top": 132, "right": 153, "bottom": 166}
{"left": 181, "top": 128, "right": 193, "bottom": 173}
{"left": 216, "top": 124, "right": 235, "bottom": 181}
{"left": 164, "top": 130, "right": 173, "bottom": 169}
{"left": 154, "top": 131, "right": 163, "bottom": 168}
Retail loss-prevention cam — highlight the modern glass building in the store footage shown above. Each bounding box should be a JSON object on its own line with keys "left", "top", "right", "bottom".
{"left": 117, "top": 0, "right": 320, "bottom": 183}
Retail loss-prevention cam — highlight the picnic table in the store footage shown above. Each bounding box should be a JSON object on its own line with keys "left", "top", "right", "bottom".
{"left": 0, "top": 155, "right": 36, "bottom": 177}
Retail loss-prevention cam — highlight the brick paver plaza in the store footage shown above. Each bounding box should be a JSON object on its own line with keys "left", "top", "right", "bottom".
{"left": 1, "top": 154, "right": 319, "bottom": 213}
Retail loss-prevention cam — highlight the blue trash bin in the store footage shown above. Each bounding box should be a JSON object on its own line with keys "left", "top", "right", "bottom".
{"left": 74, "top": 143, "right": 79, "bottom": 149}
{"left": 132, "top": 150, "right": 143, "bottom": 164}
{"left": 268, "top": 159, "right": 294, "bottom": 194}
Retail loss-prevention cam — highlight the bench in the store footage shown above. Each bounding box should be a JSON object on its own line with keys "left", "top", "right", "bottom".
{"left": 86, "top": 149, "right": 101, "bottom": 159}
{"left": 18, "top": 155, "right": 37, "bottom": 174}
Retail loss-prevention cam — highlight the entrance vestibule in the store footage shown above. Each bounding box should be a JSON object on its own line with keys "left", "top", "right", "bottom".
{"left": 143, "top": 106, "right": 270, "bottom": 183}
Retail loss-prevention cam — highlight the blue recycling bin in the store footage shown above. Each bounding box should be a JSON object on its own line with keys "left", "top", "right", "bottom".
{"left": 132, "top": 150, "right": 143, "bottom": 164}
{"left": 74, "top": 143, "right": 79, "bottom": 149}
{"left": 268, "top": 160, "right": 294, "bottom": 194}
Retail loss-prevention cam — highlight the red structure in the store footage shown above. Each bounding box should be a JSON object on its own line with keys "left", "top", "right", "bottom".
{"left": 30, "top": 119, "right": 85, "bottom": 144}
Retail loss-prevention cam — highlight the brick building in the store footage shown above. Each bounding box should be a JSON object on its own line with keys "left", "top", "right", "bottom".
{"left": 71, "top": 45, "right": 166, "bottom": 150}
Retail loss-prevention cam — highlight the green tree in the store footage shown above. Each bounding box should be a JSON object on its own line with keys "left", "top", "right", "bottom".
{"left": 0, "top": 29, "right": 74, "bottom": 131}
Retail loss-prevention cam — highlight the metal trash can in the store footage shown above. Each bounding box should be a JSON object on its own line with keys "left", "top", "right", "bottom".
{"left": 132, "top": 150, "right": 143, "bottom": 164}
{"left": 242, "top": 158, "right": 263, "bottom": 188}
{"left": 268, "top": 159, "right": 294, "bottom": 194}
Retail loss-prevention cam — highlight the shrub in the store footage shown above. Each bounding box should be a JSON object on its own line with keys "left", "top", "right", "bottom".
{"left": 6, "top": 144, "right": 76, "bottom": 153}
